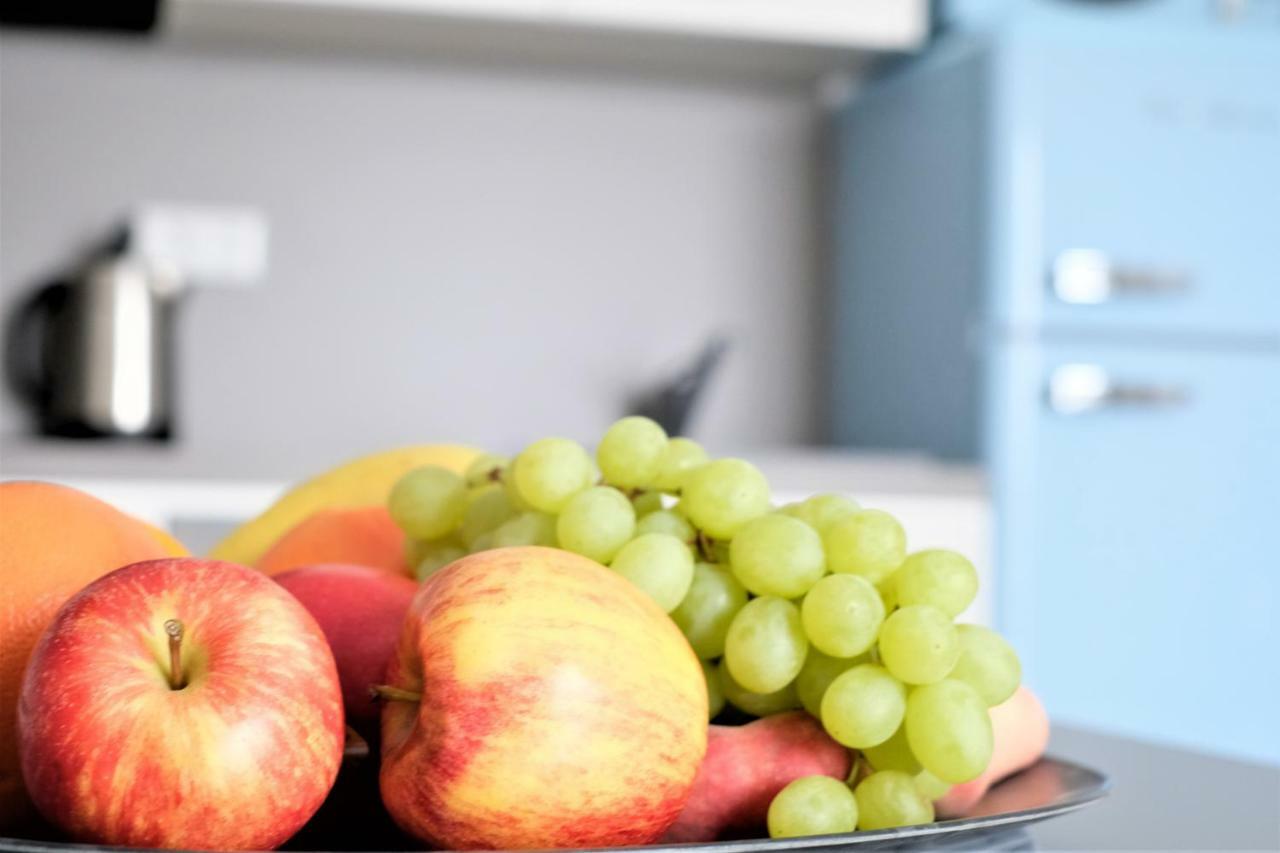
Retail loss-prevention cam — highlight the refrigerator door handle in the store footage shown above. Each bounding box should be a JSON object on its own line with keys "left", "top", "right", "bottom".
{"left": 1050, "top": 249, "right": 1192, "bottom": 304}
{"left": 1046, "top": 364, "right": 1190, "bottom": 415}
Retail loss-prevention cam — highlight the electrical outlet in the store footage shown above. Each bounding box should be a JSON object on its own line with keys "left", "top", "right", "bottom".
{"left": 128, "top": 204, "right": 269, "bottom": 288}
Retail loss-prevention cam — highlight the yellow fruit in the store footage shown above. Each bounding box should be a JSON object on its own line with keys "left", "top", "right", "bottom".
{"left": 209, "top": 445, "right": 480, "bottom": 566}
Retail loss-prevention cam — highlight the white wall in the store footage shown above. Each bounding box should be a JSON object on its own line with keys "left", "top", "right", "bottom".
{"left": 0, "top": 32, "right": 823, "bottom": 475}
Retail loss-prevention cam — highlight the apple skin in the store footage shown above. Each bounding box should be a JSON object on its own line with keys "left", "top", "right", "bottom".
{"left": 380, "top": 546, "right": 708, "bottom": 850}
{"left": 18, "top": 558, "right": 345, "bottom": 850}
{"left": 664, "top": 711, "right": 852, "bottom": 842}
{"left": 274, "top": 563, "right": 418, "bottom": 728}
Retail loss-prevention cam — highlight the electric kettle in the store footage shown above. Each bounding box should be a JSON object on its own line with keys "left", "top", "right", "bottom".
{"left": 6, "top": 256, "right": 181, "bottom": 439}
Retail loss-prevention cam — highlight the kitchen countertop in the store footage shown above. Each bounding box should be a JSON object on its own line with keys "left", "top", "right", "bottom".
{"left": 1027, "top": 725, "right": 1280, "bottom": 850}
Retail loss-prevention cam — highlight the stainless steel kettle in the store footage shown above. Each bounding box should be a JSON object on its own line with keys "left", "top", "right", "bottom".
{"left": 6, "top": 256, "right": 181, "bottom": 439}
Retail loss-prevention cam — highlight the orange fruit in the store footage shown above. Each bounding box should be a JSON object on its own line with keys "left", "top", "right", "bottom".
{"left": 0, "top": 481, "right": 183, "bottom": 827}
{"left": 256, "top": 506, "right": 410, "bottom": 577}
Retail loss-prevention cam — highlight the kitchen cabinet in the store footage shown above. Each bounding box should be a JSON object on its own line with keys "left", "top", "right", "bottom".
{"left": 831, "top": 7, "right": 1280, "bottom": 762}
{"left": 165, "top": 0, "right": 927, "bottom": 81}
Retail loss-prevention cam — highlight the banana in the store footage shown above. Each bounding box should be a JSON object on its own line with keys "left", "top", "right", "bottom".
{"left": 209, "top": 444, "right": 481, "bottom": 566}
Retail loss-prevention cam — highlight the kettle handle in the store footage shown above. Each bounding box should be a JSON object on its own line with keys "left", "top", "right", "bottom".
{"left": 4, "top": 281, "right": 67, "bottom": 407}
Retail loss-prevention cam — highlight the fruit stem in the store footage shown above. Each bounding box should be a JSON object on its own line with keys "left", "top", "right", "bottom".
{"left": 370, "top": 684, "right": 423, "bottom": 703}
{"left": 344, "top": 726, "right": 369, "bottom": 760}
{"left": 164, "top": 619, "right": 186, "bottom": 690}
{"left": 696, "top": 530, "right": 717, "bottom": 563}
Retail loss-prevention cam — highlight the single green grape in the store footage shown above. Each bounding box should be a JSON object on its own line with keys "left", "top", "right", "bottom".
{"left": 388, "top": 465, "right": 468, "bottom": 540}
{"left": 795, "top": 650, "right": 862, "bottom": 718}
{"left": 671, "top": 563, "right": 748, "bottom": 659}
{"left": 820, "top": 664, "right": 906, "bottom": 749}
{"left": 914, "top": 769, "right": 952, "bottom": 802}
{"left": 862, "top": 724, "right": 922, "bottom": 774}
{"left": 556, "top": 486, "right": 636, "bottom": 563}
{"left": 653, "top": 437, "right": 709, "bottom": 492}
{"left": 879, "top": 575, "right": 899, "bottom": 614}
{"left": 801, "top": 574, "right": 884, "bottom": 658}
{"left": 823, "top": 509, "right": 907, "bottom": 585}
{"left": 468, "top": 531, "right": 496, "bottom": 553}
{"left": 717, "top": 660, "right": 800, "bottom": 717}
{"left": 511, "top": 437, "right": 594, "bottom": 513}
{"left": 878, "top": 605, "right": 960, "bottom": 685}
{"left": 457, "top": 484, "right": 516, "bottom": 548}
{"left": 854, "top": 770, "right": 935, "bottom": 830}
{"left": 905, "top": 679, "right": 993, "bottom": 783}
{"left": 464, "top": 452, "right": 510, "bottom": 488}
{"left": 948, "top": 624, "right": 1021, "bottom": 707}
{"left": 610, "top": 533, "right": 695, "bottom": 612}
{"left": 597, "top": 416, "right": 668, "bottom": 489}
{"left": 894, "top": 549, "right": 979, "bottom": 618}
{"left": 724, "top": 596, "right": 809, "bottom": 694}
{"left": 490, "top": 511, "right": 557, "bottom": 548}
{"left": 681, "top": 458, "right": 771, "bottom": 539}
{"left": 636, "top": 509, "right": 696, "bottom": 544}
{"left": 414, "top": 538, "right": 467, "bottom": 582}
{"left": 784, "top": 493, "right": 861, "bottom": 535}
{"left": 767, "top": 776, "right": 859, "bottom": 838}
{"left": 632, "top": 491, "right": 664, "bottom": 517}
{"left": 703, "top": 660, "right": 725, "bottom": 720}
{"left": 730, "top": 514, "right": 826, "bottom": 599}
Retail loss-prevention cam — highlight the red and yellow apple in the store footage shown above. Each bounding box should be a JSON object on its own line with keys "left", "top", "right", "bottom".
{"left": 274, "top": 563, "right": 418, "bottom": 728}
{"left": 379, "top": 546, "right": 708, "bottom": 849}
{"left": 18, "top": 558, "right": 345, "bottom": 850}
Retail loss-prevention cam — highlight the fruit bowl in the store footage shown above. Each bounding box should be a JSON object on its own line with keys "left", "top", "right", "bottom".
{"left": 0, "top": 755, "right": 1107, "bottom": 853}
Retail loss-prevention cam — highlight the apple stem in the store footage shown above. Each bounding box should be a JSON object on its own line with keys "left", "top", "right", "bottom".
{"left": 343, "top": 726, "right": 369, "bottom": 761}
{"left": 164, "top": 619, "right": 186, "bottom": 690}
{"left": 370, "top": 684, "right": 422, "bottom": 703}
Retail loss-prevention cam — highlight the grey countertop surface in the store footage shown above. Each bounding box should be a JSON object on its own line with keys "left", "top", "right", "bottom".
{"left": 1028, "top": 726, "right": 1280, "bottom": 850}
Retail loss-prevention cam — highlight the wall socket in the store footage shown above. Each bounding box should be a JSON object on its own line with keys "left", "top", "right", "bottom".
{"left": 127, "top": 204, "right": 269, "bottom": 288}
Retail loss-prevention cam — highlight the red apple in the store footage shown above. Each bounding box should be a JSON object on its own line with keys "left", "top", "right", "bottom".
{"left": 18, "top": 558, "right": 345, "bottom": 850}
{"left": 379, "top": 546, "right": 708, "bottom": 850}
{"left": 664, "top": 711, "right": 852, "bottom": 842}
{"left": 274, "top": 563, "right": 418, "bottom": 728}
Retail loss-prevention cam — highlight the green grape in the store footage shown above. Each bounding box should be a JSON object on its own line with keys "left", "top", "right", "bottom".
{"left": 703, "top": 660, "right": 725, "bottom": 720}
{"left": 491, "top": 511, "right": 557, "bottom": 548}
{"left": 671, "top": 563, "right": 748, "bottom": 659}
{"left": 785, "top": 493, "right": 861, "bottom": 535}
{"left": 635, "top": 509, "right": 696, "bottom": 544}
{"left": 388, "top": 466, "right": 468, "bottom": 540}
{"left": 862, "top": 725, "right": 922, "bottom": 774}
{"left": 914, "top": 769, "right": 952, "bottom": 802}
{"left": 905, "top": 679, "right": 993, "bottom": 783}
{"left": 878, "top": 605, "right": 960, "bottom": 685}
{"left": 801, "top": 574, "right": 885, "bottom": 658}
{"left": 597, "top": 416, "right": 668, "bottom": 489}
{"left": 711, "top": 540, "right": 732, "bottom": 565}
{"left": 729, "top": 514, "right": 826, "bottom": 599}
{"left": 610, "top": 533, "right": 695, "bottom": 612}
{"left": 724, "top": 596, "right": 809, "bottom": 694}
{"left": 414, "top": 538, "right": 467, "bottom": 582}
{"left": 469, "top": 531, "right": 496, "bottom": 553}
{"left": 823, "top": 509, "right": 907, "bottom": 585}
{"left": 457, "top": 484, "right": 516, "bottom": 548}
{"left": 464, "top": 452, "right": 509, "bottom": 488}
{"left": 949, "top": 624, "right": 1021, "bottom": 707}
{"left": 511, "top": 437, "right": 594, "bottom": 512}
{"left": 632, "top": 491, "right": 664, "bottom": 517}
{"left": 820, "top": 664, "right": 906, "bottom": 748}
{"left": 717, "top": 660, "right": 800, "bottom": 717}
{"left": 854, "top": 770, "right": 935, "bottom": 830}
{"left": 895, "top": 549, "right": 979, "bottom": 618}
{"left": 795, "top": 650, "right": 861, "bottom": 718}
{"left": 653, "top": 437, "right": 709, "bottom": 492}
{"left": 879, "top": 576, "right": 899, "bottom": 614}
{"left": 556, "top": 486, "right": 636, "bottom": 563}
{"left": 767, "top": 776, "right": 859, "bottom": 838}
{"left": 681, "top": 458, "right": 771, "bottom": 539}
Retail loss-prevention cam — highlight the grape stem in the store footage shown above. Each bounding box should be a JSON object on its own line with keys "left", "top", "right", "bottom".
{"left": 696, "top": 530, "right": 717, "bottom": 563}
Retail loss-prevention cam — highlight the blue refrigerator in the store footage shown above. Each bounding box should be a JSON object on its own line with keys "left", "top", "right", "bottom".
{"left": 831, "top": 7, "right": 1279, "bottom": 762}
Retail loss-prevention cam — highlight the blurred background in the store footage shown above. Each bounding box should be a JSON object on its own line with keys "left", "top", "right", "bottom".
{"left": 1, "top": 0, "right": 1277, "bottom": 784}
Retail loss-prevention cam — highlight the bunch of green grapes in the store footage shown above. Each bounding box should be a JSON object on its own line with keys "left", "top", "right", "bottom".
{"left": 388, "top": 416, "right": 1022, "bottom": 837}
